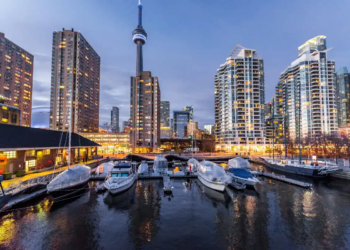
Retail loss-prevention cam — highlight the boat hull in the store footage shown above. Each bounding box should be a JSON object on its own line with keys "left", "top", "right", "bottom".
{"left": 197, "top": 173, "right": 226, "bottom": 192}
{"left": 105, "top": 175, "right": 137, "bottom": 195}
{"left": 230, "top": 174, "right": 259, "bottom": 187}
{"left": 49, "top": 180, "right": 89, "bottom": 200}
{"left": 261, "top": 158, "right": 325, "bottom": 178}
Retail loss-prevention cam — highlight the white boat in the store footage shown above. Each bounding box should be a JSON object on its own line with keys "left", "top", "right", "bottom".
{"left": 153, "top": 155, "right": 168, "bottom": 175}
{"left": 95, "top": 162, "right": 114, "bottom": 176}
{"left": 228, "top": 157, "right": 251, "bottom": 171}
{"left": 227, "top": 158, "right": 259, "bottom": 187}
{"left": 47, "top": 164, "right": 91, "bottom": 198}
{"left": 197, "top": 160, "right": 231, "bottom": 192}
{"left": 163, "top": 175, "right": 173, "bottom": 193}
{"left": 187, "top": 158, "right": 200, "bottom": 173}
{"left": 137, "top": 160, "right": 149, "bottom": 175}
{"left": 104, "top": 161, "right": 137, "bottom": 195}
{"left": 47, "top": 86, "right": 91, "bottom": 199}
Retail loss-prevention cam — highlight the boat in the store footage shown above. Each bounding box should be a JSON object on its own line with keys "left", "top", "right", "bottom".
{"left": 47, "top": 89, "right": 91, "bottom": 200}
{"left": 104, "top": 160, "right": 137, "bottom": 194}
{"left": 187, "top": 158, "right": 200, "bottom": 173}
{"left": 94, "top": 162, "right": 114, "bottom": 176}
{"left": 153, "top": 155, "right": 168, "bottom": 175}
{"left": 137, "top": 160, "right": 149, "bottom": 175}
{"left": 260, "top": 158, "right": 341, "bottom": 178}
{"left": 227, "top": 158, "right": 259, "bottom": 187}
{"left": 163, "top": 175, "right": 173, "bottom": 193}
{"left": 228, "top": 157, "right": 251, "bottom": 171}
{"left": 47, "top": 164, "right": 91, "bottom": 199}
{"left": 197, "top": 160, "right": 231, "bottom": 192}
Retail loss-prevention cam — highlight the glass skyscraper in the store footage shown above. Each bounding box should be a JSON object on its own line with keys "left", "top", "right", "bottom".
{"left": 173, "top": 110, "right": 190, "bottom": 138}
{"left": 183, "top": 106, "right": 193, "bottom": 122}
{"left": 276, "top": 36, "right": 337, "bottom": 140}
{"left": 160, "top": 101, "right": 170, "bottom": 138}
{"left": 335, "top": 67, "right": 350, "bottom": 127}
{"left": 214, "top": 45, "right": 265, "bottom": 151}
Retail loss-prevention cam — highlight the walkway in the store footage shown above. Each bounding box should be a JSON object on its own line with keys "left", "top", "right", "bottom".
{"left": 1, "top": 158, "right": 105, "bottom": 189}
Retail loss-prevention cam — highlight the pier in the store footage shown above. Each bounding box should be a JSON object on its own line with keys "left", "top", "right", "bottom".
{"left": 255, "top": 172, "right": 312, "bottom": 188}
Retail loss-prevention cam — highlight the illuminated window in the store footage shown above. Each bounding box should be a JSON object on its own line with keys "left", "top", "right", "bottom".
{"left": 43, "top": 149, "right": 50, "bottom": 155}
{"left": 3, "top": 151, "right": 16, "bottom": 159}
{"left": 25, "top": 150, "right": 35, "bottom": 157}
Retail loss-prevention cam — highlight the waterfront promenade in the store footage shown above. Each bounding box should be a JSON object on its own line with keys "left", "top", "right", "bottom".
{"left": 1, "top": 158, "right": 108, "bottom": 189}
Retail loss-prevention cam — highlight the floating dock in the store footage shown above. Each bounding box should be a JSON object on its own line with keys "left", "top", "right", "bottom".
{"left": 255, "top": 172, "right": 312, "bottom": 188}
{"left": 137, "top": 172, "right": 198, "bottom": 179}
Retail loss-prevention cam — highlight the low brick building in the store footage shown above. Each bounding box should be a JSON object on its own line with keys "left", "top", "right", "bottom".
{"left": 0, "top": 124, "right": 100, "bottom": 174}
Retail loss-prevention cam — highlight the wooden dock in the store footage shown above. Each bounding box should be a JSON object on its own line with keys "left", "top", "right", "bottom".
{"left": 256, "top": 172, "right": 312, "bottom": 188}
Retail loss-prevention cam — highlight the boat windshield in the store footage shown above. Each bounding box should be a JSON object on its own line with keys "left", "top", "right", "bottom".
{"left": 111, "top": 173, "right": 129, "bottom": 177}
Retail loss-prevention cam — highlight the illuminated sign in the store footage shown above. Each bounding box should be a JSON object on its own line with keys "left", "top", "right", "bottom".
{"left": 132, "top": 34, "right": 147, "bottom": 43}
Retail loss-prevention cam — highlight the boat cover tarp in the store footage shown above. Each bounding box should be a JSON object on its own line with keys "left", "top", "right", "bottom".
{"left": 95, "top": 162, "right": 114, "bottom": 175}
{"left": 187, "top": 158, "right": 200, "bottom": 171}
{"left": 153, "top": 155, "right": 168, "bottom": 173}
{"left": 199, "top": 160, "right": 230, "bottom": 183}
{"left": 47, "top": 165, "right": 91, "bottom": 192}
{"left": 228, "top": 168, "right": 253, "bottom": 178}
{"left": 228, "top": 157, "right": 251, "bottom": 170}
{"left": 138, "top": 161, "right": 149, "bottom": 174}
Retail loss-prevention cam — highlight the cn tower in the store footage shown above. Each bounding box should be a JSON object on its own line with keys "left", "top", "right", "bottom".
{"left": 132, "top": 0, "right": 147, "bottom": 77}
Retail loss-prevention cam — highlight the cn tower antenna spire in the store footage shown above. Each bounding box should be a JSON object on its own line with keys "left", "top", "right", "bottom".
{"left": 138, "top": 0, "right": 142, "bottom": 6}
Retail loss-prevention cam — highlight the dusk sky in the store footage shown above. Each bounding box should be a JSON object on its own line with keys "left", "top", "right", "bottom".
{"left": 2, "top": 0, "right": 350, "bottom": 128}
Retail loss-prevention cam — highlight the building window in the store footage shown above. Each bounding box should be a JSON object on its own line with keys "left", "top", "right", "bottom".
{"left": 43, "top": 149, "right": 50, "bottom": 155}
{"left": 11, "top": 114, "right": 17, "bottom": 124}
{"left": 3, "top": 151, "right": 16, "bottom": 159}
{"left": 25, "top": 150, "right": 35, "bottom": 157}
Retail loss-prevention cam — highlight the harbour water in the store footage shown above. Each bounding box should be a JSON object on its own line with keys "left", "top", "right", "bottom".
{"left": 1, "top": 163, "right": 350, "bottom": 249}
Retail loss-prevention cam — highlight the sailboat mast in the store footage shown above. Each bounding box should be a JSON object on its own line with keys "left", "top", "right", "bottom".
{"left": 298, "top": 82, "right": 301, "bottom": 164}
{"left": 68, "top": 87, "right": 73, "bottom": 169}
{"left": 272, "top": 98, "right": 275, "bottom": 161}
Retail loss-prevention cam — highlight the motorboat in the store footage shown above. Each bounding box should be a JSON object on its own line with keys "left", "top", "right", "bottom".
{"left": 227, "top": 158, "right": 259, "bottom": 187}
{"left": 197, "top": 160, "right": 231, "bottom": 192}
{"left": 187, "top": 158, "right": 200, "bottom": 173}
{"left": 137, "top": 160, "right": 149, "bottom": 175}
{"left": 228, "top": 168, "right": 259, "bottom": 187}
{"left": 47, "top": 164, "right": 91, "bottom": 199}
{"left": 163, "top": 175, "right": 173, "bottom": 193}
{"left": 228, "top": 157, "right": 251, "bottom": 171}
{"left": 95, "top": 162, "right": 114, "bottom": 176}
{"left": 153, "top": 155, "right": 168, "bottom": 175}
{"left": 104, "top": 161, "right": 137, "bottom": 195}
{"left": 261, "top": 158, "right": 341, "bottom": 178}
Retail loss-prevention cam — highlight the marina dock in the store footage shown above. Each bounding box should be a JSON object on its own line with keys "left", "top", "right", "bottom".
{"left": 255, "top": 172, "right": 312, "bottom": 188}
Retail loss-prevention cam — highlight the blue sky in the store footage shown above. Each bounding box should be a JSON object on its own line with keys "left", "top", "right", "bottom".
{"left": 2, "top": 0, "right": 350, "bottom": 128}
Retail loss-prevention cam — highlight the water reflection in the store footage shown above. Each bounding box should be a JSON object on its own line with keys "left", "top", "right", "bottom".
{"left": 1, "top": 168, "right": 350, "bottom": 249}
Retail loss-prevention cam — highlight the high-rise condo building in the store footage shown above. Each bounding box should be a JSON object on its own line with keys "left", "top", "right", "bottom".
{"left": 111, "top": 107, "right": 119, "bottom": 132}
{"left": 214, "top": 45, "right": 265, "bottom": 152}
{"left": 173, "top": 110, "right": 190, "bottom": 138}
{"left": 264, "top": 97, "right": 283, "bottom": 144}
{"left": 335, "top": 67, "right": 350, "bottom": 127}
{"left": 122, "top": 120, "right": 130, "bottom": 132}
{"left": 49, "top": 28, "right": 100, "bottom": 133}
{"left": 183, "top": 106, "right": 193, "bottom": 122}
{"left": 275, "top": 35, "right": 337, "bottom": 140}
{"left": 0, "top": 32, "right": 33, "bottom": 127}
{"left": 160, "top": 101, "right": 170, "bottom": 138}
{"left": 130, "top": 1, "right": 161, "bottom": 153}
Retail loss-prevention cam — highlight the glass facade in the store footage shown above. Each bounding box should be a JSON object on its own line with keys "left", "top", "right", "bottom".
{"left": 160, "top": 101, "right": 170, "bottom": 138}
{"left": 173, "top": 111, "right": 190, "bottom": 138}
{"left": 335, "top": 67, "right": 350, "bottom": 127}
{"left": 276, "top": 36, "right": 337, "bottom": 140}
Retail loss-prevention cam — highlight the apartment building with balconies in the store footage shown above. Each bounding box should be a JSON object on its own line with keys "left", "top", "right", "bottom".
{"left": 214, "top": 45, "right": 265, "bottom": 152}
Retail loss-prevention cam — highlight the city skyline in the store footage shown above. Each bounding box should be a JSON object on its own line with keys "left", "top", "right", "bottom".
{"left": 2, "top": 1, "right": 350, "bottom": 128}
